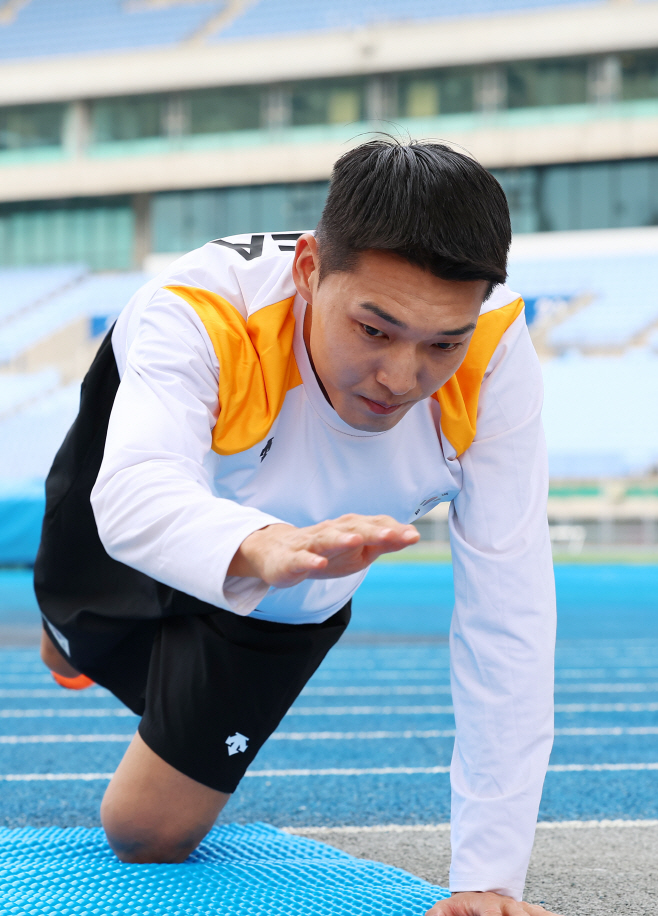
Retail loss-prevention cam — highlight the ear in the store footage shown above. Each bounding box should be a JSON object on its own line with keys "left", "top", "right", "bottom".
{"left": 292, "top": 234, "right": 320, "bottom": 304}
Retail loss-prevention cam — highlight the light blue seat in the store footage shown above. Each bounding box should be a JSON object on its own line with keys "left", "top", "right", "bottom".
{"left": 508, "top": 253, "right": 658, "bottom": 349}
{"left": 0, "top": 0, "right": 599, "bottom": 60}
{"left": 0, "top": 272, "right": 147, "bottom": 363}
{"left": 0, "top": 265, "right": 86, "bottom": 325}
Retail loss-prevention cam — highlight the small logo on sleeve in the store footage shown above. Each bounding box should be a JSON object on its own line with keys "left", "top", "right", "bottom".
{"left": 260, "top": 437, "right": 274, "bottom": 462}
{"left": 226, "top": 733, "right": 249, "bottom": 756}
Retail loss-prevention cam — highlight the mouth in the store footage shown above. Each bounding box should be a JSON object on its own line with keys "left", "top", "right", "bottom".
{"left": 360, "top": 396, "right": 406, "bottom": 416}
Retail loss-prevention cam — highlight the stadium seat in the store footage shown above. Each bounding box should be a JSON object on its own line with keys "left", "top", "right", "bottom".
{"left": 0, "top": 265, "right": 86, "bottom": 326}
{"left": 0, "top": 272, "right": 147, "bottom": 364}
{"left": 508, "top": 254, "right": 658, "bottom": 350}
{"left": 0, "top": 368, "right": 60, "bottom": 417}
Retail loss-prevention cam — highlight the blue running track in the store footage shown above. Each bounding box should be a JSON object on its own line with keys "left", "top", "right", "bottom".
{"left": 1, "top": 563, "right": 658, "bottom": 829}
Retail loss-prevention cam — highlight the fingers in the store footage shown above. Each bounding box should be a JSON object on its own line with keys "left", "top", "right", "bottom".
{"left": 231, "top": 514, "right": 420, "bottom": 590}
{"left": 305, "top": 515, "right": 419, "bottom": 558}
{"left": 424, "top": 892, "right": 561, "bottom": 916}
{"left": 263, "top": 549, "right": 329, "bottom": 589}
{"left": 521, "top": 903, "right": 559, "bottom": 916}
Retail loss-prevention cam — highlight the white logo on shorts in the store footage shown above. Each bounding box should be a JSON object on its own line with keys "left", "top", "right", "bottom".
{"left": 43, "top": 617, "right": 70, "bottom": 656}
{"left": 226, "top": 733, "right": 249, "bottom": 756}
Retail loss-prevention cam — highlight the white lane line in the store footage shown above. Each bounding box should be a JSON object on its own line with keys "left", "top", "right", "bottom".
{"left": 548, "top": 763, "right": 658, "bottom": 772}
{"left": 2, "top": 703, "right": 658, "bottom": 721}
{"left": 0, "top": 734, "right": 133, "bottom": 744}
{"left": 0, "top": 677, "right": 53, "bottom": 684}
{"left": 286, "top": 705, "right": 454, "bottom": 715}
{"left": 272, "top": 727, "right": 658, "bottom": 740}
{"left": 272, "top": 730, "right": 456, "bottom": 740}
{"left": 314, "top": 671, "right": 449, "bottom": 681}
{"left": 0, "top": 773, "right": 114, "bottom": 782}
{"left": 536, "top": 819, "right": 658, "bottom": 829}
{"left": 555, "top": 684, "right": 658, "bottom": 694}
{"left": 276, "top": 727, "right": 658, "bottom": 739}
{"left": 0, "top": 709, "right": 136, "bottom": 718}
{"left": 557, "top": 670, "right": 658, "bottom": 679}
{"left": 2, "top": 726, "right": 658, "bottom": 744}
{"left": 287, "top": 702, "right": 658, "bottom": 715}
{"left": 299, "top": 684, "right": 658, "bottom": 697}
{"left": 301, "top": 686, "right": 452, "bottom": 696}
{"left": 555, "top": 727, "right": 658, "bottom": 736}
{"left": 246, "top": 767, "right": 452, "bottom": 777}
{"left": 253, "top": 763, "right": 658, "bottom": 776}
{"left": 287, "top": 819, "right": 658, "bottom": 835}
{"left": 4, "top": 763, "right": 658, "bottom": 781}
{"left": 0, "top": 689, "right": 109, "bottom": 698}
{"left": 555, "top": 703, "right": 658, "bottom": 713}
{"left": 0, "top": 685, "right": 655, "bottom": 706}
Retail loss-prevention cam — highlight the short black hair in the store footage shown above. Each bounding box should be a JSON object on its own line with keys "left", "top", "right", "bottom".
{"left": 316, "top": 138, "right": 511, "bottom": 295}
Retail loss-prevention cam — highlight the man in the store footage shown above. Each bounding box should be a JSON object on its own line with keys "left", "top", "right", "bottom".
{"left": 36, "top": 139, "right": 557, "bottom": 916}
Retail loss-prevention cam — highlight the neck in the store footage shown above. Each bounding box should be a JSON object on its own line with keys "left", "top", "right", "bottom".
{"left": 303, "top": 303, "right": 332, "bottom": 407}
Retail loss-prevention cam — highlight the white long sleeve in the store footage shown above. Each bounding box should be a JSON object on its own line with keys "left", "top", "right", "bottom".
{"left": 447, "top": 315, "right": 556, "bottom": 900}
{"left": 91, "top": 291, "right": 283, "bottom": 615}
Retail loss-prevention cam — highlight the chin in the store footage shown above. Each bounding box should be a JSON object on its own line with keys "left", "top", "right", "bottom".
{"left": 340, "top": 406, "right": 407, "bottom": 433}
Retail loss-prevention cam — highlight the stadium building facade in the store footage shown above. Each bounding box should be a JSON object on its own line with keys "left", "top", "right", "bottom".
{"left": 2, "top": 0, "right": 658, "bottom": 268}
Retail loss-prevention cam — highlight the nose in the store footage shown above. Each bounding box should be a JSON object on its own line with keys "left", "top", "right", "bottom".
{"left": 375, "top": 347, "right": 417, "bottom": 397}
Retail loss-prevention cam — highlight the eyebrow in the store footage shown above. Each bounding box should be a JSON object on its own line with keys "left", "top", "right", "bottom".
{"left": 359, "top": 302, "right": 477, "bottom": 337}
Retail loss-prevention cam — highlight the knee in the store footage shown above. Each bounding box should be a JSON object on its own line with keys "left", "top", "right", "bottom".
{"left": 106, "top": 835, "right": 199, "bottom": 864}
{"left": 101, "top": 799, "right": 203, "bottom": 864}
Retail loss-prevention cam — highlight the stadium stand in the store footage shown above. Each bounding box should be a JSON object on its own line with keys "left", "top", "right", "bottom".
{"left": 508, "top": 254, "right": 658, "bottom": 352}
{"left": 0, "top": 0, "right": 590, "bottom": 59}
{"left": 0, "top": 265, "right": 86, "bottom": 325}
{"left": 0, "top": 271, "right": 146, "bottom": 364}
{"left": 0, "top": 368, "right": 60, "bottom": 418}
{"left": 541, "top": 348, "right": 658, "bottom": 477}
{"left": 219, "top": 0, "right": 589, "bottom": 42}
{"left": 0, "top": 380, "right": 81, "bottom": 482}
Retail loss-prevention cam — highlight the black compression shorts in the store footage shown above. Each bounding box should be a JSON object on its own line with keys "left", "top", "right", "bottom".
{"left": 42, "top": 602, "right": 350, "bottom": 794}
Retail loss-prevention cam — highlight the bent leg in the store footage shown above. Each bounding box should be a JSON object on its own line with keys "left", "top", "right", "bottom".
{"left": 101, "top": 732, "right": 229, "bottom": 863}
{"left": 40, "top": 627, "right": 80, "bottom": 678}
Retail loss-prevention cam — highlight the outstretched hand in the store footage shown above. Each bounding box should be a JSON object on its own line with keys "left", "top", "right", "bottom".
{"left": 228, "top": 513, "right": 420, "bottom": 588}
{"left": 426, "top": 893, "right": 562, "bottom": 916}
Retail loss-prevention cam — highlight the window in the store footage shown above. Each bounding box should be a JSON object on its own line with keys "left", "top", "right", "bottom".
{"left": 0, "top": 198, "right": 134, "bottom": 269}
{"left": 493, "top": 158, "right": 658, "bottom": 233}
{"left": 0, "top": 104, "right": 65, "bottom": 151}
{"left": 152, "top": 182, "right": 329, "bottom": 253}
{"left": 188, "top": 86, "right": 262, "bottom": 134}
{"left": 490, "top": 168, "right": 540, "bottom": 233}
{"left": 91, "top": 95, "right": 167, "bottom": 142}
{"left": 620, "top": 50, "right": 658, "bottom": 101}
{"left": 398, "top": 69, "right": 474, "bottom": 117}
{"left": 506, "top": 58, "right": 588, "bottom": 108}
{"left": 290, "top": 79, "right": 365, "bottom": 127}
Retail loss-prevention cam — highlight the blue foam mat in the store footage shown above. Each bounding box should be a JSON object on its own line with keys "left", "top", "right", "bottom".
{"left": 0, "top": 822, "right": 449, "bottom": 915}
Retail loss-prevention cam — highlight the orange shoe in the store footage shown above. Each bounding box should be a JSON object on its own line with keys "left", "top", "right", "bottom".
{"left": 51, "top": 671, "right": 95, "bottom": 690}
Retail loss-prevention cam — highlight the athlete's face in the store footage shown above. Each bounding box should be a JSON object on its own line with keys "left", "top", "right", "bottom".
{"left": 293, "top": 235, "right": 488, "bottom": 433}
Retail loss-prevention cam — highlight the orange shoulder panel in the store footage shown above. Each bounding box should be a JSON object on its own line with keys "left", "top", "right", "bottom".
{"left": 165, "top": 285, "right": 302, "bottom": 456}
{"left": 432, "top": 297, "right": 524, "bottom": 456}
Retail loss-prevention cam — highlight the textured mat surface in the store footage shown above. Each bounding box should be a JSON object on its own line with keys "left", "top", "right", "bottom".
{"left": 0, "top": 822, "right": 449, "bottom": 915}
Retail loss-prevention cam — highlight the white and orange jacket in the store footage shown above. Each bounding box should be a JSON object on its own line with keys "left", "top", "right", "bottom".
{"left": 91, "top": 232, "right": 556, "bottom": 902}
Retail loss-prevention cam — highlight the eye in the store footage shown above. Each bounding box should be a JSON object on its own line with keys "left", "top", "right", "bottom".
{"left": 433, "top": 341, "right": 461, "bottom": 351}
{"left": 362, "top": 324, "right": 385, "bottom": 338}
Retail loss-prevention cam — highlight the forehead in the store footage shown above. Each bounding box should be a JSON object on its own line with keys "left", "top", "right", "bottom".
{"left": 332, "top": 250, "right": 487, "bottom": 323}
